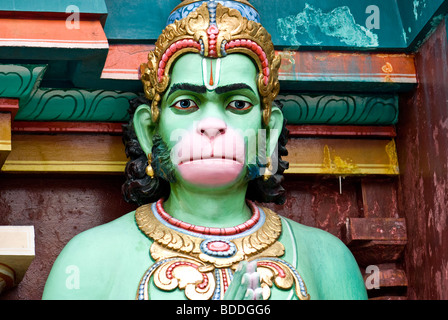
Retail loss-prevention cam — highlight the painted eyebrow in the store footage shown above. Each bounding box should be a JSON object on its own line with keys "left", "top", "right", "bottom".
{"left": 167, "top": 83, "right": 207, "bottom": 97}
{"left": 215, "top": 83, "right": 255, "bottom": 94}
{"left": 167, "top": 83, "right": 255, "bottom": 98}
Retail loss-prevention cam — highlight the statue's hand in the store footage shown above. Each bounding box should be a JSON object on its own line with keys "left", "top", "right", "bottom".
{"left": 223, "top": 261, "right": 263, "bottom": 300}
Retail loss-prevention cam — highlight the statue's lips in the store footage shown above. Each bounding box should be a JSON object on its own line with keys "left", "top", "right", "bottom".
{"left": 178, "top": 157, "right": 243, "bottom": 165}
{"left": 177, "top": 158, "right": 244, "bottom": 186}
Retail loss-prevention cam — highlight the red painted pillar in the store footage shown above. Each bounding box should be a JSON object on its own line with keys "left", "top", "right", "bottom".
{"left": 397, "top": 19, "right": 448, "bottom": 300}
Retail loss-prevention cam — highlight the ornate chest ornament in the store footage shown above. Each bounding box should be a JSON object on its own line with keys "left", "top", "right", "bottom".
{"left": 135, "top": 199, "right": 310, "bottom": 300}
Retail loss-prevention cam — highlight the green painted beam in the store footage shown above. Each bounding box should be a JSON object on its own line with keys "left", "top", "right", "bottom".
{"left": 0, "top": 64, "right": 47, "bottom": 101}
{"left": 15, "top": 88, "right": 137, "bottom": 122}
{"left": 278, "top": 94, "right": 398, "bottom": 125}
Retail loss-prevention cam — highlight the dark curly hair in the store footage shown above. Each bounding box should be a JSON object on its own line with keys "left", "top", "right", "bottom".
{"left": 121, "top": 95, "right": 289, "bottom": 206}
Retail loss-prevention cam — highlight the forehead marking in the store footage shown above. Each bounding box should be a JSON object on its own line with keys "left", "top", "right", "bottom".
{"left": 202, "top": 58, "right": 221, "bottom": 91}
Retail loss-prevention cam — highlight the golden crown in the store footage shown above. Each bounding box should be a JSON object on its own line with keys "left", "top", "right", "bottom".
{"left": 140, "top": 0, "right": 280, "bottom": 126}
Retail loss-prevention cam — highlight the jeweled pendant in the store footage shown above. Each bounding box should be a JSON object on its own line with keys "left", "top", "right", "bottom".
{"left": 200, "top": 239, "right": 236, "bottom": 258}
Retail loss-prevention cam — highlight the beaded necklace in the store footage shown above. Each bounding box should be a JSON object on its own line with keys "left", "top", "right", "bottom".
{"left": 155, "top": 198, "right": 260, "bottom": 236}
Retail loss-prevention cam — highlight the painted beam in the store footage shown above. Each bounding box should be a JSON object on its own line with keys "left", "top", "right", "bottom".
{"left": 287, "top": 125, "right": 396, "bottom": 138}
{"left": 11, "top": 121, "right": 397, "bottom": 140}
{"left": 101, "top": 44, "right": 153, "bottom": 81}
{"left": 0, "top": 65, "right": 47, "bottom": 101}
{"left": 12, "top": 121, "right": 123, "bottom": 134}
{"left": 0, "top": 99, "right": 18, "bottom": 169}
{"left": 2, "top": 132, "right": 399, "bottom": 176}
{"left": 0, "top": 18, "right": 108, "bottom": 89}
{"left": 96, "top": 44, "right": 417, "bottom": 92}
{"left": 278, "top": 51, "right": 416, "bottom": 92}
{"left": 2, "top": 134, "right": 128, "bottom": 173}
{"left": 0, "top": 98, "right": 19, "bottom": 120}
{"left": 278, "top": 94, "right": 398, "bottom": 125}
{"left": 0, "top": 113, "right": 11, "bottom": 169}
{"left": 0, "top": 18, "right": 108, "bottom": 50}
{"left": 0, "top": 0, "right": 107, "bottom": 14}
{"left": 14, "top": 88, "right": 137, "bottom": 122}
{"left": 285, "top": 138, "right": 399, "bottom": 176}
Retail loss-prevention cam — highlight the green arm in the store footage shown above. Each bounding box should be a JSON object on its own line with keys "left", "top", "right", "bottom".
{"left": 308, "top": 229, "right": 368, "bottom": 300}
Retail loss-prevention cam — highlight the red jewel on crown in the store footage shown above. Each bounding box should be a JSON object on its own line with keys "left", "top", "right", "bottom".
{"left": 207, "top": 24, "right": 219, "bottom": 58}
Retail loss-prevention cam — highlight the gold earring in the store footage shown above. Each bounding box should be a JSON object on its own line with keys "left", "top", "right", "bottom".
{"left": 263, "top": 157, "right": 272, "bottom": 181}
{"left": 146, "top": 154, "right": 155, "bottom": 178}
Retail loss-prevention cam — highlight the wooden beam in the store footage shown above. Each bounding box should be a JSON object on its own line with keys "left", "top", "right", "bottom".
{"left": 98, "top": 45, "right": 417, "bottom": 92}
{"left": 2, "top": 132, "right": 400, "bottom": 176}
{"left": 343, "top": 218, "right": 407, "bottom": 267}
{"left": 285, "top": 138, "right": 399, "bottom": 176}
{"left": 2, "top": 134, "right": 128, "bottom": 173}
{"left": 101, "top": 44, "right": 153, "bottom": 81}
{"left": 287, "top": 125, "right": 397, "bottom": 138}
{"left": 277, "top": 51, "right": 417, "bottom": 92}
{"left": 0, "top": 99, "right": 18, "bottom": 169}
{"left": 0, "top": 18, "right": 108, "bottom": 50}
{"left": 12, "top": 121, "right": 124, "bottom": 134}
{"left": 344, "top": 218, "right": 407, "bottom": 245}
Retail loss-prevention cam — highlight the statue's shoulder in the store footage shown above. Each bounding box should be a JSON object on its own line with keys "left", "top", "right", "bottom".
{"left": 281, "top": 216, "right": 346, "bottom": 250}
{"left": 46, "top": 210, "right": 144, "bottom": 270}
{"left": 277, "top": 215, "right": 368, "bottom": 299}
{"left": 43, "top": 210, "right": 151, "bottom": 299}
{"left": 66, "top": 211, "right": 143, "bottom": 249}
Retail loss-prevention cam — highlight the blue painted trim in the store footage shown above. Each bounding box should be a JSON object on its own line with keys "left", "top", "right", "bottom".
{"left": 166, "top": 0, "right": 260, "bottom": 25}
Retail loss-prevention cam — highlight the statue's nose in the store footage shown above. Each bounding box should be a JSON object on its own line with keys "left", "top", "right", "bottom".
{"left": 197, "top": 118, "right": 227, "bottom": 139}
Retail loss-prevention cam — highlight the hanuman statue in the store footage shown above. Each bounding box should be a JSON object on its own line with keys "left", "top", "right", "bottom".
{"left": 43, "top": 0, "right": 367, "bottom": 300}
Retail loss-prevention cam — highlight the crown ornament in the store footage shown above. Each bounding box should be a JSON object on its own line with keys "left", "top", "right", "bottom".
{"left": 140, "top": 0, "right": 281, "bottom": 126}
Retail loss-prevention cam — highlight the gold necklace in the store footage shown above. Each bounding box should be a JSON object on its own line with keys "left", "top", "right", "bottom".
{"left": 135, "top": 201, "right": 310, "bottom": 300}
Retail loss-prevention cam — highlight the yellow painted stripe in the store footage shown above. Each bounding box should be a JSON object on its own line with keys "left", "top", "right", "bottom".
{"left": 2, "top": 160, "right": 127, "bottom": 173}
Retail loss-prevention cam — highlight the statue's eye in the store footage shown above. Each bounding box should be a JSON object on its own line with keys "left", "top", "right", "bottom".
{"left": 227, "top": 100, "right": 253, "bottom": 111}
{"left": 171, "top": 99, "right": 198, "bottom": 110}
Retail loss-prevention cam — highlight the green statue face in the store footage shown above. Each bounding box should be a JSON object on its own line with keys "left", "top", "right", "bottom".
{"left": 133, "top": 53, "right": 283, "bottom": 192}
